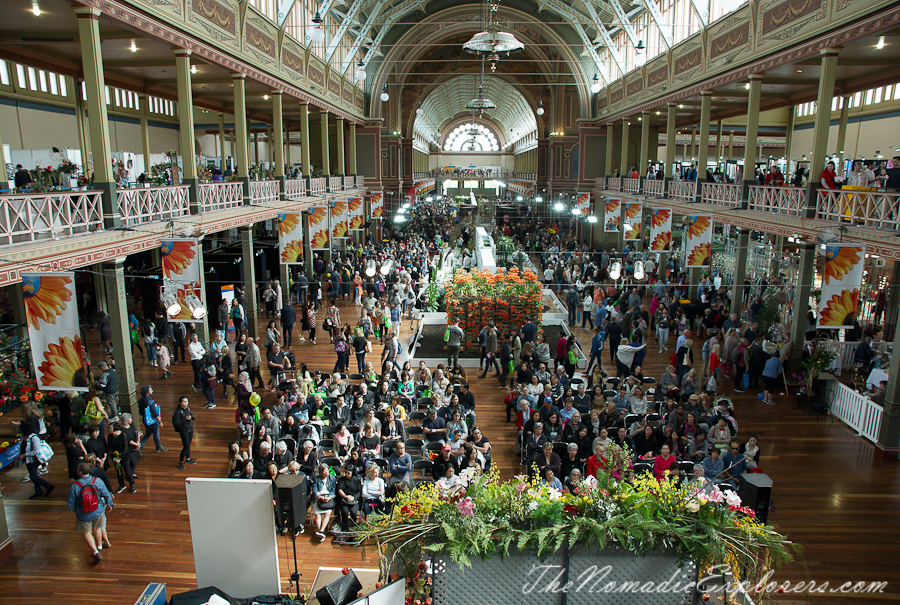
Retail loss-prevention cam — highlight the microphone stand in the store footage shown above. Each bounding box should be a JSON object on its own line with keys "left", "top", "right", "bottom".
{"left": 284, "top": 516, "right": 304, "bottom": 603}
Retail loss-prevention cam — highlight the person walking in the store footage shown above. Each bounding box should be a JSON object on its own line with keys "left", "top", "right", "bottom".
{"left": 230, "top": 298, "right": 245, "bottom": 340}
{"left": 20, "top": 425, "right": 55, "bottom": 499}
{"left": 281, "top": 302, "right": 296, "bottom": 348}
{"left": 67, "top": 463, "right": 114, "bottom": 563}
{"left": 445, "top": 317, "right": 464, "bottom": 369}
{"left": 187, "top": 334, "right": 206, "bottom": 391}
{"left": 138, "top": 386, "right": 167, "bottom": 453}
{"left": 94, "top": 361, "right": 120, "bottom": 421}
{"left": 172, "top": 396, "right": 197, "bottom": 470}
{"left": 478, "top": 322, "right": 500, "bottom": 379}
{"left": 246, "top": 337, "right": 265, "bottom": 389}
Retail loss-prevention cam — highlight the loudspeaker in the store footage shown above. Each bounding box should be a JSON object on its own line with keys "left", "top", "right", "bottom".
{"left": 168, "top": 586, "right": 232, "bottom": 605}
{"left": 275, "top": 473, "right": 307, "bottom": 530}
{"left": 737, "top": 472, "right": 772, "bottom": 524}
{"left": 315, "top": 570, "right": 363, "bottom": 605}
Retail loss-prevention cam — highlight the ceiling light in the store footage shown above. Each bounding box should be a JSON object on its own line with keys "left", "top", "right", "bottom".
{"left": 633, "top": 261, "right": 646, "bottom": 281}
{"left": 535, "top": 196, "right": 543, "bottom": 202}
{"left": 190, "top": 65, "right": 197, "bottom": 74}
{"left": 380, "top": 85, "right": 389, "bottom": 103}
{"left": 536, "top": 100, "right": 544, "bottom": 116}
{"left": 185, "top": 294, "right": 206, "bottom": 320}
{"left": 744, "top": 83, "right": 750, "bottom": 89}
{"left": 656, "top": 111, "right": 661, "bottom": 115}
{"left": 416, "top": 102, "right": 423, "bottom": 116}
{"left": 379, "top": 260, "right": 394, "bottom": 275}
{"left": 636, "top": 39, "right": 645, "bottom": 54}
{"left": 678, "top": 104, "right": 684, "bottom": 108}
{"left": 355, "top": 61, "right": 366, "bottom": 82}
{"left": 365, "top": 260, "right": 377, "bottom": 277}
{"left": 796, "top": 69, "right": 803, "bottom": 73}
{"left": 591, "top": 74, "right": 602, "bottom": 94}
{"left": 587, "top": 215, "right": 598, "bottom": 223}
{"left": 554, "top": 202, "right": 564, "bottom": 211}
{"left": 516, "top": 196, "right": 523, "bottom": 201}
{"left": 877, "top": 36, "right": 885, "bottom": 50}
{"left": 393, "top": 215, "right": 406, "bottom": 223}
{"left": 263, "top": 94, "right": 269, "bottom": 100}
{"left": 309, "top": 13, "right": 325, "bottom": 44}
{"left": 130, "top": 39, "right": 137, "bottom": 53}
{"left": 32, "top": 2, "right": 41, "bottom": 16}
{"left": 609, "top": 262, "right": 622, "bottom": 280}
{"left": 161, "top": 292, "right": 181, "bottom": 317}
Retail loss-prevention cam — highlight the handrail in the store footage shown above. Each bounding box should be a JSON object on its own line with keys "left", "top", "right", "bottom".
{"left": 0, "top": 190, "right": 103, "bottom": 246}
{"left": 701, "top": 182, "right": 741, "bottom": 208}
{"left": 643, "top": 179, "right": 664, "bottom": 196}
{"left": 623, "top": 177, "right": 640, "bottom": 194}
{"left": 117, "top": 185, "right": 189, "bottom": 226}
{"left": 198, "top": 182, "right": 243, "bottom": 212}
{"left": 343, "top": 176, "right": 352, "bottom": 191}
{"left": 309, "top": 178, "right": 327, "bottom": 196}
{"left": 826, "top": 380, "right": 883, "bottom": 444}
{"left": 816, "top": 189, "right": 900, "bottom": 230}
{"left": 250, "top": 180, "right": 279, "bottom": 204}
{"left": 607, "top": 177, "right": 622, "bottom": 191}
{"left": 327, "top": 176, "right": 341, "bottom": 192}
{"left": 356, "top": 175, "right": 365, "bottom": 188}
{"left": 668, "top": 180, "right": 696, "bottom": 201}
{"left": 748, "top": 185, "right": 805, "bottom": 215}
{"left": 284, "top": 179, "right": 306, "bottom": 200}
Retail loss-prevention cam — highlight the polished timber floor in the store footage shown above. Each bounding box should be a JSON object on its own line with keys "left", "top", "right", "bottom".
{"left": 0, "top": 298, "right": 898, "bottom": 604}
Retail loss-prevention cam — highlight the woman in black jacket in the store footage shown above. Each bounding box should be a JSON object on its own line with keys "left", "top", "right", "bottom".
{"left": 219, "top": 347, "right": 235, "bottom": 397}
{"left": 335, "top": 463, "right": 362, "bottom": 533}
{"left": 172, "top": 396, "right": 196, "bottom": 470}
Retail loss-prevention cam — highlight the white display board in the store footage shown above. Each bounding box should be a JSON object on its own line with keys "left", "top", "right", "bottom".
{"left": 184, "top": 478, "right": 281, "bottom": 598}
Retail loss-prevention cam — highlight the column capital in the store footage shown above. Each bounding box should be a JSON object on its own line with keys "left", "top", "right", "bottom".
{"left": 232, "top": 72, "right": 247, "bottom": 81}
{"left": 270, "top": 89, "right": 283, "bottom": 96}
{"left": 667, "top": 102, "right": 677, "bottom": 108}
{"left": 700, "top": 90, "right": 715, "bottom": 97}
{"left": 641, "top": 110, "right": 650, "bottom": 116}
{"left": 747, "top": 73, "right": 765, "bottom": 81}
{"left": 73, "top": 6, "right": 101, "bottom": 19}
{"left": 173, "top": 48, "right": 192, "bottom": 57}
{"left": 336, "top": 116, "right": 344, "bottom": 121}
{"left": 820, "top": 46, "right": 843, "bottom": 57}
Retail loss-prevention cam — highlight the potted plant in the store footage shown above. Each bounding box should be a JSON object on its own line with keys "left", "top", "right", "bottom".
{"left": 800, "top": 347, "right": 837, "bottom": 398}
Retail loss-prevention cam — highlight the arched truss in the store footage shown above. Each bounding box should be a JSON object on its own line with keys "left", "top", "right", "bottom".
{"left": 441, "top": 121, "right": 503, "bottom": 152}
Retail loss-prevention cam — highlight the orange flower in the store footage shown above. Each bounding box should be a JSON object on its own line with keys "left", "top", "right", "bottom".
{"left": 23, "top": 274, "right": 73, "bottom": 330}
{"left": 310, "top": 227, "right": 330, "bottom": 250}
{"left": 162, "top": 240, "right": 196, "bottom": 279}
{"left": 624, "top": 203, "right": 642, "bottom": 220}
{"left": 37, "top": 335, "right": 87, "bottom": 389}
{"left": 625, "top": 222, "right": 642, "bottom": 239}
{"left": 649, "top": 232, "right": 671, "bottom": 251}
{"left": 605, "top": 200, "right": 619, "bottom": 215}
{"left": 823, "top": 246, "right": 863, "bottom": 286}
{"left": 277, "top": 213, "right": 300, "bottom": 238}
{"left": 686, "top": 216, "right": 711, "bottom": 239}
{"left": 307, "top": 207, "right": 327, "bottom": 227}
{"left": 819, "top": 289, "right": 859, "bottom": 327}
{"left": 687, "top": 243, "right": 711, "bottom": 267}
{"left": 281, "top": 241, "right": 304, "bottom": 264}
{"left": 651, "top": 208, "right": 671, "bottom": 228}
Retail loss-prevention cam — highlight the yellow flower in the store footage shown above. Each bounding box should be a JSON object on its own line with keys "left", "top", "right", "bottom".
{"left": 823, "top": 245, "right": 862, "bottom": 286}
{"left": 281, "top": 241, "right": 304, "bottom": 264}
{"left": 819, "top": 289, "right": 859, "bottom": 327}
{"left": 162, "top": 240, "right": 196, "bottom": 279}
{"left": 651, "top": 208, "right": 671, "bottom": 228}
{"left": 686, "top": 216, "right": 711, "bottom": 239}
{"left": 649, "top": 232, "right": 671, "bottom": 251}
{"left": 38, "top": 335, "right": 87, "bottom": 389}
{"left": 687, "top": 243, "right": 711, "bottom": 267}
{"left": 277, "top": 213, "right": 300, "bottom": 238}
{"left": 23, "top": 274, "right": 73, "bottom": 330}
{"left": 624, "top": 203, "right": 641, "bottom": 220}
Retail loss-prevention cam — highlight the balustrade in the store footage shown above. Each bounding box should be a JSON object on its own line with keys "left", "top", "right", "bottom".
{"left": 643, "top": 179, "right": 664, "bottom": 196}
{"left": 817, "top": 189, "right": 900, "bottom": 230}
{"left": 309, "top": 178, "right": 327, "bottom": 196}
{"left": 117, "top": 185, "right": 189, "bottom": 226}
{"left": 198, "top": 182, "right": 243, "bottom": 212}
{"left": 623, "top": 178, "right": 640, "bottom": 194}
{"left": 668, "top": 180, "right": 696, "bottom": 201}
{"left": 701, "top": 182, "right": 741, "bottom": 207}
{"left": 284, "top": 179, "right": 306, "bottom": 200}
{"left": 0, "top": 190, "right": 103, "bottom": 246}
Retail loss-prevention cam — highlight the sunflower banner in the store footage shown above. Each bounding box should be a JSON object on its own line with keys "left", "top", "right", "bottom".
{"left": 574, "top": 192, "right": 591, "bottom": 218}
{"left": 623, "top": 202, "right": 642, "bottom": 241}
{"left": 278, "top": 213, "right": 304, "bottom": 264}
{"left": 649, "top": 208, "right": 673, "bottom": 251}
{"left": 307, "top": 206, "right": 330, "bottom": 250}
{"left": 370, "top": 191, "right": 384, "bottom": 219}
{"left": 817, "top": 244, "right": 865, "bottom": 329}
{"left": 604, "top": 198, "right": 620, "bottom": 232}
{"left": 331, "top": 200, "right": 349, "bottom": 239}
{"left": 685, "top": 215, "right": 713, "bottom": 267}
{"left": 23, "top": 272, "right": 88, "bottom": 392}
{"left": 161, "top": 239, "right": 203, "bottom": 323}
{"left": 348, "top": 197, "right": 364, "bottom": 230}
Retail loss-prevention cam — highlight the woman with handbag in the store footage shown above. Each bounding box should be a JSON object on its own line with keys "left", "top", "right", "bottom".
{"left": 20, "top": 424, "right": 55, "bottom": 499}
{"left": 218, "top": 346, "right": 235, "bottom": 398}
{"left": 311, "top": 463, "right": 337, "bottom": 541}
{"left": 335, "top": 463, "right": 362, "bottom": 534}
{"left": 333, "top": 333, "right": 349, "bottom": 375}
{"left": 201, "top": 354, "right": 218, "bottom": 409}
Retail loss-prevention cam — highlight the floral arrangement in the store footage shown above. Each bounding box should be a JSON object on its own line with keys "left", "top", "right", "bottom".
{"left": 354, "top": 466, "right": 795, "bottom": 605}
{"left": 58, "top": 159, "right": 79, "bottom": 175}
{"left": 799, "top": 347, "right": 837, "bottom": 391}
{"left": 199, "top": 168, "right": 213, "bottom": 183}
{"left": 444, "top": 267, "right": 543, "bottom": 352}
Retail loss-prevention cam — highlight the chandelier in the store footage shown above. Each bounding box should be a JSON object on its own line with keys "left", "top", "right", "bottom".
{"left": 463, "top": 0, "right": 523, "bottom": 69}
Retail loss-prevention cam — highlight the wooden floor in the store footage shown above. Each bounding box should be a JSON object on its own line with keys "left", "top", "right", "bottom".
{"left": 0, "top": 297, "right": 898, "bottom": 604}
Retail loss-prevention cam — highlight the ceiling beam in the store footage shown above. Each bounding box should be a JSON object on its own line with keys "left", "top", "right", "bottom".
{"left": 541, "top": 0, "right": 614, "bottom": 83}
{"left": 608, "top": 0, "right": 640, "bottom": 48}
{"left": 688, "top": 0, "right": 709, "bottom": 30}
{"left": 325, "top": 0, "right": 364, "bottom": 65}
{"left": 276, "top": 0, "right": 298, "bottom": 28}
{"left": 339, "top": 0, "right": 388, "bottom": 75}
{"left": 636, "top": 0, "right": 672, "bottom": 50}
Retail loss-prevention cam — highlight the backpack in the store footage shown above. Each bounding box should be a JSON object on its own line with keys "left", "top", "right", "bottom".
{"left": 75, "top": 477, "right": 100, "bottom": 514}
{"left": 730, "top": 346, "right": 741, "bottom": 364}
{"left": 32, "top": 434, "right": 54, "bottom": 465}
{"left": 396, "top": 340, "right": 403, "bottom": 356}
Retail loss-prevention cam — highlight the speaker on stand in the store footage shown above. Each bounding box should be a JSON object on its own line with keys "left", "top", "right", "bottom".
{"left": 315, "top": 570, "right": 363, "bottom": 605}
{"left": 737, "top": 473, "right": 772, "bottom": 524}
{"left": 275, "top": 473, "right": 308, "bottom": 601}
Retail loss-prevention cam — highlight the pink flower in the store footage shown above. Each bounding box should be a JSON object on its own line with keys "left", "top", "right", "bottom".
{"left": 456, "top": 497, "right": 475, "bottom": 517}
{"left": 706, "top": 486, "right": 725, "bottom": 504}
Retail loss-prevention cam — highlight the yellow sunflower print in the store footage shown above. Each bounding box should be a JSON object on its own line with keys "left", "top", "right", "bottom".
{"left": 687, "top": 243, "right": 711, "bottom": 267}
{"left": 38, "top": 335, "right": 87, "bottom": 389}
{"left": 161, "top": 240, "right": 196, "bottom": 279}
{"left": 819, "top": 289, "right": 859, "bottom": 327}
{"left": 649, "top": 232, "right": 671, "bottom": 251}
{"left": 686, "top": 216, "right": 711, "bottom": 239}
{"left": 277, "top": 214, "right": 300, "bottom": 238}
{"left": 23, "top": 274, "right": 72, "bottom": 330}
{"left": 281, "top": 241, "right": 304, "bottom": 264}
{"left": 307, "top": 207, "right": 327, "bottom": 226}
{"left": 651, "top": 208, "right": 671, "bottom": 228}
{"left": 605, "top": 200, "right": 619, "bottom": 215}
{"left": 624, "top": 203, "right": 642, "bottom": 220}
{"left": 823, "top": 246, "right": 863, "bottom": 286}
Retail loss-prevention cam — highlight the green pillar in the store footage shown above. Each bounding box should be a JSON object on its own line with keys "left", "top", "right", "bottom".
{"left": 697, "top": 91, "right": 712, "bottom": 195}
{"left": 715, "top": 120, "right": 723, "bottom": 172}
{"left": 784, "top": 107, "right": 795, "bottom": 173}
{"left": 75, "top": 7, "right": 117, "bottom": 228}
{"left": 102, "top": 260, "right": 138, "bottom": 421}
{"left": 728, "top": 132, "right": 734, "bottom": 160}
{"left": 605, "top": 123, "right": 615, "bottom": 177}
{"left": 232, "top": 73, "right": 250, "bottom": 202}
{"left": 74, "top": 80, "right": 91, "bottom": 176}
{"left": 300, "top": 102, "right": 311, "bottom": 176}
{"left": 665, "top": 103, "right": 677, "bottom": 180}
{"left": 639, "top": 111, "right": 651, "bottom": 179}
{"left": 348, "top": 122, "right": 358, "bottom": 176}
{"left": 836, "top": 95, "right": 851, "bottom": 176}
{"left": 335, "top": 116, "right": 346, "bottom": 176}
{"left": 285, "top": 126, "right": 292, "bottom": 172}
{"left": 620, "top": 119, "right": 630, "bottom": 176}
{"left": 218, "top": 112, "right": 227, "bottom": 173}
{"left": 240, "top": 226, "right": 259, "bottom": 339}
{"left": 139, "top": 94, "right": 152, "bottom": 178}
{"left": 805, "top": 48, "right": 841, "bottom": 214}
{"left": 789, "top": 244, "right": 817, "bottom": 362}
{"left": 742, "top": 74, "right": 763, "bottom": 195}
{"left": 731, "top": 229, "right": 750, "bottom": 319}
{"left": 884, "top": 261, "right": 900, "bottom": 338}
{"left": 877, "top": 299, "right": 900, "bottom": 460}
{"left": 272, "top": 91, "right": 285, "bottom": 189}
{"left": 174, "top": 49, "right": 198, "bottom": 212}
{"left": 320, "top": 110, "right": 331, "bottom": 176}
{"left": 690, "top": 127, "right": 696, "bottom": 161}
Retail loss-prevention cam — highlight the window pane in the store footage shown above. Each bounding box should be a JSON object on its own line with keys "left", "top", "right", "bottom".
{"left": 38, "top": 70, "right": 47, "bottom": 92}
{"left": 865, "top": 89, "right": 873, "bottom": 105}
{"left": 0, "top": 61, "right": 9, "bottom": 86}
{"left": 48, "top": 73, "right": 57, "bottom": 95}
{"left": 894, "top": 84, "right": 900, "bottom": 100}
{"left": 59, "top": 75, "right": 66, "bottom": 97}
{"left": 831, "top": 97, "right": 837, "bottom": 112}
{"left": 854, "top": 91, "right": 861, "bottom": 107}
{"left": 114, "top": 88, "right": 120, "bottom": 107}
{"left": 27, "top": 67, "right": 37, "bottom": 91}
{"left": 16, "top": 64, "right": 26, "bottom": 89}
{"left": 105, "top": 86, "right": 110, "bottom": 105}
{"left": 874, "top": 87, "right": 883, "bottom": 103}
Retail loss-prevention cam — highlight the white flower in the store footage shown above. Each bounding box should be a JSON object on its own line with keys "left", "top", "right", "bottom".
{"left": 547, "top": 487, "right": 563, "bottom": 500}
{"left": 527, "top": 501, "right": 539, "bottom": 512}
{"left": 725, "top": 490, "right": 743, "bottom": 508}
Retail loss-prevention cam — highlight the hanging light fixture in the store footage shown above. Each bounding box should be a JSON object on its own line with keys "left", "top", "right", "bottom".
{"left": 591, "top": 74, "right": 602, "bottom": 94}
{"left": 365, "top": 259, "right": 377, "bottom": 277}
{"left": 161, "top": 292, "right": 181, "bottom": 317}
{"left": 380, "top": 260, "right": 394, "bottom": 275}
{"left": 31, "top": 2, "right": 41, "bottom": 16}
{"left": 463, "top": 0, "right": 524, "bottom": 63}
{"left": 130, "top": 39, "right": 137, "bottom": 53}
{"left": 536, "top": 100, "right": 544, "bottom": 116}
{"left": 554, "top": 201, "right": 565, "bottom": 211}
{"left": 309, "top": 11, "right": 325, "bottom": 44}
{"left": 355, "top": 61, "right": 366, "bottom": 82}
{"left": 633, "top": 261, "right": 646, "bottom": 281}
{"left": 587, "top": 215, "right": 598, "bottom": 223}
{"left": 609, "top": 262, "right": 622, "bottom": 280}
{"left": 416, "top": 102, "right": 423, "bottom": 116}
{"left": 185, "top": 294, "right": 206, "bottom": 320}
{"left": 380, "top": 85, "right": 390, "bottom": 102}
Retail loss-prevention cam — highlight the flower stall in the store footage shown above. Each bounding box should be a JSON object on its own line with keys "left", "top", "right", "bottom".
{"left": 444, "top": 268, "right": 543, "bottom": 353}
{"left": 354, "top": 459, "right": 795, "bottom": 605}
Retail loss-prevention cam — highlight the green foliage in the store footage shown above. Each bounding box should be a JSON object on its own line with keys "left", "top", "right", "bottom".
{"left": 754, "top": 289, "right": 783, "bottom": 341}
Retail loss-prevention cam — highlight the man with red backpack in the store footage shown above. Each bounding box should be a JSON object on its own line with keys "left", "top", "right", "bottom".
{"left": 67, "top": 463, "right": 114, "bottom": 563}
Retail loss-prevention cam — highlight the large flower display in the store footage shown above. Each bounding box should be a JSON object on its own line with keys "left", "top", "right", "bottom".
{"left": 307, "top": 206, "right": 330, "bottom": 250}
{"left": 822, "top": 245, "right": 863, "bottom": 286}
{"left": 817, "top": 243, "right": 865, "bottom": 330}
{"left": 819, "top": 289, "right": 860, "bottom": 327}
{"left": 604, "top": 198, "right": 620, "bottom": 232}
{"left": 22, "top": 274, "right": 72, "bottom": 330}
{"left": 277, "top": 213, "right": 300, "bottom": 238}
{"left": 574, "top": 192, "right": 590, "bottom": 217}
{"left": 348, "top": 197, "right": 365, "bottom": 230}
{"left": 650, "top": 231, "right": 672, "bottom": 252}
{"left": 331, "top": 200, "right": 348, "bottom": 238}
{"left": 650, "top": 207, "right": 673, "bottom": 252}
{"left": 686, "top": 215, "right": 713, "bottom": 267}
{"left": 444, "top": 268, "right": 543, "bottom": 353}
{"left": 37, "top": 336, "right": 88, "bottom": 389}
{"left": 370, "top": 191, "right": 384, "bottom": 219}
{"left": 278, "top": 213, "right": 304, "bottom": 265}
{"left": 688, "top": 243, "right": 712, "bottom": 267}
{"left": 161, "top": 239, "right": 196, "bottom": 279}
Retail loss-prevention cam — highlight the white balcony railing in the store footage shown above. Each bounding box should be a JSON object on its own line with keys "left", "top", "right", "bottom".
{"left": 310, "top": 178, "right": 327, "bottom": 196}
{"left": 623, "top": 178, "right": 640, "bottom": 194}
{"left": 284, "top": 179, "right": 306, "bottom": 200}
{"left": 817, "top": 189, "right": 900, "bottom": 230}
{"left": 342, "top": 176, "right": 352, "bottom": 191}
{"left": 643, "top": 179, "right": 664, "bottom": 196}
{"left": 198, "top": 182, "right": 243, "bottom": 212}
{"left": 250, "top": 180, "right": 279, "bottom": 204}
{"left": 607, "top": 177, "right": 621, "bottom": 191}
{"left": 701, "top": 182, "right": 741, "bottom": 208}
{"left": 356, "top": 175, "right": 365, "bottom": 188}
{"left": 748, "top": 186, "right": 806, "bottom": 216}
{"left": 0, "top": 190, "right": 103, "bottom": 246}
{"left": 328, "top": 176, "right": 341, "bottom": 192}
{"left": 595, "top": 177, "right": 605, "bottom": 190}
{"left": 117, "top": 185, "right": 189, "bottom": 226}
{"left": 668, "top": 180, "right": 696, "bottom": 201}
{"left": 826, "top": 380, "right": 883, "bottom": 444}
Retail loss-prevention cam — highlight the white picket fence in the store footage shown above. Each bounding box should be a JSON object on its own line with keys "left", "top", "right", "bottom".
{"left": 826, "top": 380, "right": 883, "bottom": 444}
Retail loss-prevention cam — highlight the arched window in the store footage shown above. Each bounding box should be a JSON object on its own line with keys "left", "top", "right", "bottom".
{"left": 443, "top": 123, "right": 500, "bottom": 152}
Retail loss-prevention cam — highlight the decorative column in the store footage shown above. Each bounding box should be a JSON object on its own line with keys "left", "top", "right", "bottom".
{"left": 884, "top": 261, "right": 900, "bottom": 339}
{"left": 728, "top": 131, "right": 734, "bottom": 160}
{"left": 240, "top": 226, "right": 259, "bottom": 339}
{"left": 878, "top": 303, "right": 900, "bottom": 460}
{"left": 742, "top": 74, "right": 764, "bottom": 198}
{"left": 232, "top": 73, "right": 250, "bottom": 203}
{"left": 784, "top": 107, "right": 795, "bottom": 173}
{"left": 665, "top": 103, "right": 677, "bottom": 182}
{"left": 320, "top": 110, "right": 331, "bottom": 176}
{"left": 696, "top": 91, "right": 712, "bottom": 196}
{"left": 102, "top": 260, "right": 139, "bottom": 420}
{"left": 619, "top": 119, "right": 630, "bottom": 176}
{"left": 174, "top": 49, "right": 198, "bottom": 213}
{"left": 74, "top": 79, "right": 91, "bottom": 175}
{"left": 285, "top": 126, "right": 292, "bottom": 172}
{"left": 715, "top": 120, "right": 723, "bottom": 172}
{"left": 253, "top": 133, "right": 259, "bottom": 166}
{"left": 348, "top": 122, "right": 357, "bottom": 176}
{"left": 272, "top": 91, "right": 285, "bottom": 190}
{"left": 805, "top": 48, "right": 842, "bottom": 214}
{"left": 300, "top": 102, "right": 311, "bottom": 176}
{"left": 639, "top": 111, "right": 651, "bottom": 181}
{"left": 730, "top": 229, "right": 751, "bottom": 319}
{"left": 335, "top": 116, "right": 346, "bottom": 175}
{"left": 218, "top": 112, "right": 227, "bottom": 173}
{"left": 605, "top": 123, "right": 615, "bottom": 177}
{"left": 690, "top": 127, "right": 696, "bottom": 161}
{"left": 139, "top": 94, "right": 152, "bottom": 179}
{"left": 836, "top": 95, "right": 851, "bottom": 176}
{"left": 75, "top": 7, "right": 117, "bottom": 228}
{"left": 788, "top": 244, "right": 816, "bottom": 363}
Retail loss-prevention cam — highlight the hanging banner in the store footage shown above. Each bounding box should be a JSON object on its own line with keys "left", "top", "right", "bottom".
{"left": 406, "top": 187, "right": 415, "bottom": 206}
{"left": 574, "top": 192, "right": 591, "bottom": 218}
{"left": 23, "top": 272, "right": 88, "bottom": 391}
{"left": 817, "top": 244, "right": 865, "bottom": 329}
{"left": 685, "top": 215, "right": 713, "bottom": 267}
{"left": 649, "top": 208, "right": 673, "bottom": 251}
{"left": 370, "top": 191, "right": 384, "bottom": 219}
{"left": 331, "top": 200, "right": 349, "bottom": 238}
{"left": 307, "top": 206, "right": 330, "bottom": 250}
{"left": 278, "top": 213, "right": 304, "bottom": 264}
{"left": 162, "top": 238, "right": 203, "bottom": 322}
{"left": 348, "top": 197, "right": 364, "bottom": 230}
{"left": 604, "top": 198, "right": 620, "bottom": 232}
{"left": 623, "top": 202, "right": 642, "bottom": 241}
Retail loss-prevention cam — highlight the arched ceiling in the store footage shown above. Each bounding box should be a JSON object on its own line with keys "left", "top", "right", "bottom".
{"left": 413, "top": 74, "right": 538, "bottom": 149}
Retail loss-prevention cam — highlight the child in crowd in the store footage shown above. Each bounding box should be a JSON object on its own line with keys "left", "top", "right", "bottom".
{"left": 157, "top": 341, "right": 172, "bottom": 379}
